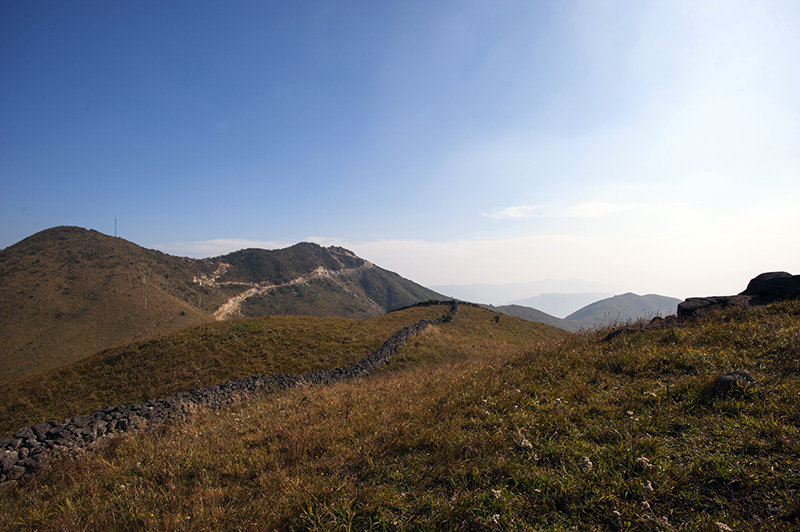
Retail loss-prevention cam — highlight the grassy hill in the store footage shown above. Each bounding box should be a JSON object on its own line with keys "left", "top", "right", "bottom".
{"left": 1, "top": 301, "right": 798, "bottom": 528}
{"left": 0, "top": 226, "right": 444, "bottom": 383}
{"left": 0, "top": 304, "right": 451, "bottom": 437}
{"left": 485, "top": 305, "right": 581, "bottom": 332}
{"left": 482, "top": 303, "right": 581, "bottom": 331}
{"left": 217, "top": 243, "right": 364, "bottom": 283}
{"left": 236, "top": 263, "right": 443, "bottom": 319}
{"left": 565, "top": 292, "right": 681, "bottom": 327}
{"left": 0, "top": 227, "right": 218, "bottom": 383}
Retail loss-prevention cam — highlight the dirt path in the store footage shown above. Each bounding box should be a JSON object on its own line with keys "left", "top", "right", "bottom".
{"left": 210, "top": 264, "right": 375, "bottom": 320}
{"left": 192, "top": 262, "right": 231, "bottom": 286}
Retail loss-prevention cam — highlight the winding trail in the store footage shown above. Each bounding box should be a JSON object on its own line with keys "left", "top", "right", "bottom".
{"left": 206, "top": 264, "right": 377, "bottom": 320}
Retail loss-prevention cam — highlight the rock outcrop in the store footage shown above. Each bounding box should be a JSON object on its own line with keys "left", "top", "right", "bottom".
{"left": 0, "top": 301, "right": 458, "bottom": 485}
{"left": 741, "top": 272, "right": 800, "bottom": 300}
{"left": 676, "top": 295, "right": 754, "bottom": 318}
{"left": 677, "top": 272, "right": 800, "bottom": 318}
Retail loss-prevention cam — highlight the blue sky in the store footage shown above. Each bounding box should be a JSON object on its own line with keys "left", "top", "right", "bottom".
{"left": 2, "top": 1, "right": 799, "bottom": 297}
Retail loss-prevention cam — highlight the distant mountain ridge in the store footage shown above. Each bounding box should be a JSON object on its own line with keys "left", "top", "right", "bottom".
{"left": 0, "top": 226, "right": 443, "bottom": 382}
{"left": 565, "top": 293, "right": 680, "bottom": 326}
{"left": 509, "top": 292, "right": 614, "bottom": 318}
{"left": 431, "top": 280, "right": 613, "bottom": 306}
{"left": 481, "top": 304, "right": 581, "bottom": 332}
{"left": 487, "top": 293, "right": 680, "bottom": 331}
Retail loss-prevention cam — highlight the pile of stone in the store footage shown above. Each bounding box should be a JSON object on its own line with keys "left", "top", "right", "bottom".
{"left": 0, "top": 301, "right": 458, "bottom": 485}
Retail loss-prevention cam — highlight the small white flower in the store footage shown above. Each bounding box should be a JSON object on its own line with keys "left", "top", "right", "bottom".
{"left": 491, "top": 488, "right": 502, "bottom": 498}
{"left": 579, "top": 456, "right": 593, "bottom": 471}
{"left": 642, "top": 480, "right": 653, "bottom": 492}
{"left": 489, "top": 514, "right": 501, "bottom": 525}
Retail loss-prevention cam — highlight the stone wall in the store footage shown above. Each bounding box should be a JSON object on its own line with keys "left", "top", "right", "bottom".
{"left": 0, "top": 301, "right": 458, "bottom": 485}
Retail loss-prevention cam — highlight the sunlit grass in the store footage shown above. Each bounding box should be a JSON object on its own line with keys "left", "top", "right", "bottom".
{"left": 0, "top": 305, "right": 447, "bottom": 436}
{"left": 1, "top": 303, "right": 798, "bottom": 529}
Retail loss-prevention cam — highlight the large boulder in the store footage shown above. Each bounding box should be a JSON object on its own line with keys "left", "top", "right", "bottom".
{"left": 740, "top": 272, "right": 800, "bottom": 299}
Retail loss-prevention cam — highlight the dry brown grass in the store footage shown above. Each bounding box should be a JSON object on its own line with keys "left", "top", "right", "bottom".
{"left": 0, "top": 305, "right": 448, "bottom": 437}
{"left": 2, "top": 303, "right": 798, "bottom": 530}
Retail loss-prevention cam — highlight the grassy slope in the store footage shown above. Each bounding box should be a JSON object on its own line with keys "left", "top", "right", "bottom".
{"left": 240, "top": 278, "right": 383, "bottom": 319}
{"left": 240, "top": 267, "right": 445, "bottom": 321}
{"left": 211, "top": 244, "right": 444, "bottom": 313}
{"left": 0, "top": 227, "right": 223, "bottom": 383}
{"left": 486, "top": 303, "right": 581, "bottom": 332}
{"left": 2, "top": 303, "right": 799, "bottom": 529}
{"left": 0, "top": 304, "right": 448, "bottom": 437}
{"left": 0, "top": 228, "right": 444, "bottom": 383}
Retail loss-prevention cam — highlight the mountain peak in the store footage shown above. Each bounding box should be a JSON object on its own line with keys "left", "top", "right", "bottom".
{"left": 0, "top": 226, "right": 443, "bottom": 382}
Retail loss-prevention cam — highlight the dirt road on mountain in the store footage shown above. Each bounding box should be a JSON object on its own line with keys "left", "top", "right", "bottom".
{"left": 209, "top": 264, "right": 375, "bottom": 320}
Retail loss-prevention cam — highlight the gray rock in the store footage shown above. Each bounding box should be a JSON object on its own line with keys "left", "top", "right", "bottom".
{"left": 741, "top": 271, "right": 800, "bottom": 299}
{"left": 5, "top": 465, "right": 26, "bottom": 480}
{"left": 21, "top": 456, "right": 45, "bottom": 469}
{"left": 46, "top": 427, "right": 68, "bottom": 441}
{"left": 0, "top": 450, "right": 19, "bottom": 470}
{"left": 72, "top": 415, "right": 93, "bottom": 427}
{"left": 708, "top": 370, "right": 754, "bottom": 397}
{"left": 32, "top": 423, "right": 51, "bottom": 439}
{"left": 677, "top": 296, "right": 753, "bottom": 318}
{"left": 13, "top": 427, "right": 35, "bottom": 439}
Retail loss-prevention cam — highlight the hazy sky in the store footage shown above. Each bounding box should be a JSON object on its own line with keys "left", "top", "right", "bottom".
{"left": 2, "top": 1, "right": 799, "bottom": 298}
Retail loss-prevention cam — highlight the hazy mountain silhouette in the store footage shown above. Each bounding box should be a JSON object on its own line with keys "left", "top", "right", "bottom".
{"left": 509, "top": 292, "right": 614, "bottom": 318}
{"left": 487, "top": 293, "right": 679, "bottom": 331}
{"left": 565, "top": 292, "right": 680, "bottom": 327}
{"left": 431, "top": 280, "right": 613, "bottom": 306}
